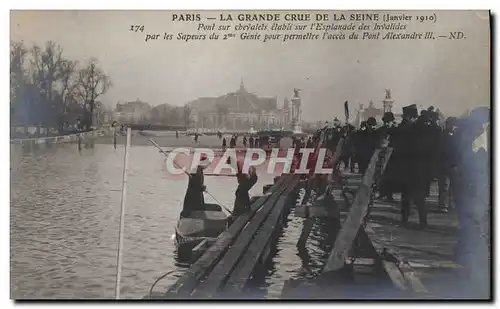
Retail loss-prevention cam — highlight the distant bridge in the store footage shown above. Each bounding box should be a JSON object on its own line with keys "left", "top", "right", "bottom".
{"left": 121, "top": 123, "right": 187, "bottom": 131}
{"left": 121, "top": 123, "right": 317, "bottom": 136}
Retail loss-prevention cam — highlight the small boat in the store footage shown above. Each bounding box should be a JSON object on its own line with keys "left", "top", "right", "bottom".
{"left": 175, "top": 203, "right": 229, "bottom": 256}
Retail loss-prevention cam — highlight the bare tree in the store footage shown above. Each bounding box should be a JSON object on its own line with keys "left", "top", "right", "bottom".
{"left": 11, "top": 40, "right": 112, "bottom": 132}
{"left": 183, "top": 105, "right": 192, "bottom": 129}
{"left": 10, "top": 41, "right": 28, "bottom": 116}
{"left": 29, "top": 41, "right": 64, "bottom": 109}
{"left": 55, "top": 59, "right": 78, "bottom": 131}
{"left": 166, "top": 107, "right": 180, "bottom": 126}
{"left": 75, "top": 58, "right": 111, "bottom": 129}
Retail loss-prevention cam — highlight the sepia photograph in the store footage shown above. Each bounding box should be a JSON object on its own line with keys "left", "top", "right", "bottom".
{"left": 9, "top": 9, "right": 491, "bottom": 300}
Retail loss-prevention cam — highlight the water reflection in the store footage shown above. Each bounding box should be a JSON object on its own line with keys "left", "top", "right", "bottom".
{"left": 11, "top": 141, "right": 351, "bottom": 299}
{"left": 10, "top": 143, "right": 272, "bottom": 299}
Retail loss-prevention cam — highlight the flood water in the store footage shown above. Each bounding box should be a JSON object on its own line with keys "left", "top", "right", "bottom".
{"left": 10, "top": 140, "right": 336, "bottom": 299}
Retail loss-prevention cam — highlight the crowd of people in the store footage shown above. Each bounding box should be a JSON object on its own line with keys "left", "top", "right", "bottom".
{"left": 217, "top": 132, "right": 269, "bottom": 149}
{"left": 180, "top": 103, "right": 489, "bottom": 275}
{"left": 305, "top": 104, "right": 489, "bottom": 273}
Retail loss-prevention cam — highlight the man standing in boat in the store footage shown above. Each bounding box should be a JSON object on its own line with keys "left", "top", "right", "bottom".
{"left": 230, "top": 159, "right": 258, "bottom": 223}
{"left": 180, "top": 154, "right": 210, "bottom": 218}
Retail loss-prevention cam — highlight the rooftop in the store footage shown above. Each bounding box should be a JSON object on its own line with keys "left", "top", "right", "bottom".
{"left": 188, "top": 80, "right": 278, "bottom": 113}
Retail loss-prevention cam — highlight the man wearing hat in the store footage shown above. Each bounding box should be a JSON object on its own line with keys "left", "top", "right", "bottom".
{"left": 377, "top": 112, "right": 397, "bottom": 201}
{"left": 339, "top": 123, "right": 356, "bottom": 172}
{"left": 394, "top": 104, "right": 430, "bottom": 228}
{"left": 402, "top": 104, "right": 419, "bottom": 122}
{"left": 352, "top": 121, "right": 367, "bottom": 174}
{"left": 418, "top": 107, "right": 443, "bottom": 197}
{"left": 327, "top": 117, "right": 343, "bottom": 152}
{"left": 355, "top": 117, "right": 379, "bottom": 174}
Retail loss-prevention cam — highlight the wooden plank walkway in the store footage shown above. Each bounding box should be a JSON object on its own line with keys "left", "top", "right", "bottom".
{"left": 280, "top": 148, "right": 394, "bottom": 298}
{"left": 363, "top": 189, "right": 463, "bottom": 298}
{"left": 281, "top": 142, "right": 478, "bottom": 299}
{"left": 192, "top": 176, "right": 300, "bottom": 298}
{"left": 162, "top": 173, "right": 301, "bottom": 299}
{"left": 219, "top": 177, "right": 301, "bottom": 297}
{"left": 154, "top": 137, "right": 484, "bottom": 299}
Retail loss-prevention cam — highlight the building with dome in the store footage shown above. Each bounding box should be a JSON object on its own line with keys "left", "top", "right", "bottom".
{"left": 187, "top": 80, "right": 295, "bottom": 130}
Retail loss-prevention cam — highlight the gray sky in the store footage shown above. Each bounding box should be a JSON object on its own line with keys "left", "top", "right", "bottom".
{"left": 10, "top": 10, "right": 490, "bottom": 120}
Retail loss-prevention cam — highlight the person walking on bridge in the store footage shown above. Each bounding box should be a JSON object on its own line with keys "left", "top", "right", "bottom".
{"left": 397, "top": 105, "right": 432, "bottom": 229}
{"left": 356, "top": 117, "right": 379, "bottom": 175}
{"left": 377, "top": 112, "right": 398, "bottom": 201}
{"left": 437, "top": 117, "right": 458, "bottom": 213}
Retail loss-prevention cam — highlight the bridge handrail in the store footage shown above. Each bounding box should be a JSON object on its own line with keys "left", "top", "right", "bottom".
{"left": 322, "top": 146, "right": 393, "bottom": 273}
{"left": 10, "top": 130, "right": 101, "bottom": 143}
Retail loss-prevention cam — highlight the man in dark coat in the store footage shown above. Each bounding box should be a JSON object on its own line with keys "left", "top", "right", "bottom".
{"left": 339, "top": 124, "right": 356, "bottom": 172}
{"left": 395, "top": 104, "right": 430, "bottom": 228}
{"left": 181, "top": 154, "right": 210, "bottom": 217}
{"left": 437, "top": 117, "right": 457, "bottom": 212}
{"left": 306, "top": 136, "right": 313, "bottom": 148}
{"left": 331, "top": 120, "right": 344, "bottom": 151}
{"left": 232, "top": 160, "right": 258, "bottom": 218}
{"left": 425, "top": 109, "right": 443, "bottom": 183}
{"left": 377, "top": 112, "right": 398, "bottom": 201}
{"left": 356, "top": 117, "right": 379, "bottom": 175}
{"left": 352, "top": 121, "right": 367, "bottom": 173}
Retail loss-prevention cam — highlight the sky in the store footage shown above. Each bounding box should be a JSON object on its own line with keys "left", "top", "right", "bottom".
{"left": 10, "top": 10, "right": 490, "bottom": 121}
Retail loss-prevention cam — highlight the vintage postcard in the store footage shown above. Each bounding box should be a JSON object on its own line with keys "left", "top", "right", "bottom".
{"left": 10, "top": 10, "right": 490, "bottom": 300}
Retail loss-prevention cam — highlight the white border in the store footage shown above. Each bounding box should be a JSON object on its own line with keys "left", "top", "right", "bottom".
{"left": 4, "top": 1, "right": 498, "bottom": 309}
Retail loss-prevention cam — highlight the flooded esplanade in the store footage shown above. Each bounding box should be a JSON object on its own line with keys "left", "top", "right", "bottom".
{"left": 11, "top": 136, "right": 336, "bottom": 299}
{"left": 9, "top": 9, "right": 491, "bottom": 300}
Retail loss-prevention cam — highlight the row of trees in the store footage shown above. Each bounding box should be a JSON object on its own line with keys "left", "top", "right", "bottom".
{"left": 147, "top": 104, "right": 229, "bottom": 129}
{"left": 10, "top": 40, "right": 112, "bottom": 131}
{"left": 138, "top": 103, "right": 193, "bottom": 127}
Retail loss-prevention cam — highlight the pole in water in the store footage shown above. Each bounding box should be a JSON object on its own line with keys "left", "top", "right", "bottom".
{"left": 113, "top": 126, "right": 117, "bottom": 149}
{"left": 115, "top": 127, "right": 131, "bottom": 299}
{"left": 148, "top": 138, "right": 234, "bottom": 216}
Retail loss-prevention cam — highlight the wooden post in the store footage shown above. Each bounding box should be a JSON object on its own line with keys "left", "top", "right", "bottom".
{"left": 113, "top": 126, "right": 117, "bottom": 149}
{"left": 115, "top": 127, "right": 131, "bottom": 299}
{"left": 297, "top": 136, "right": 343, "bottom": 248}
{"left": 322, "top": 149, "right": 381, "bottom": 273}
